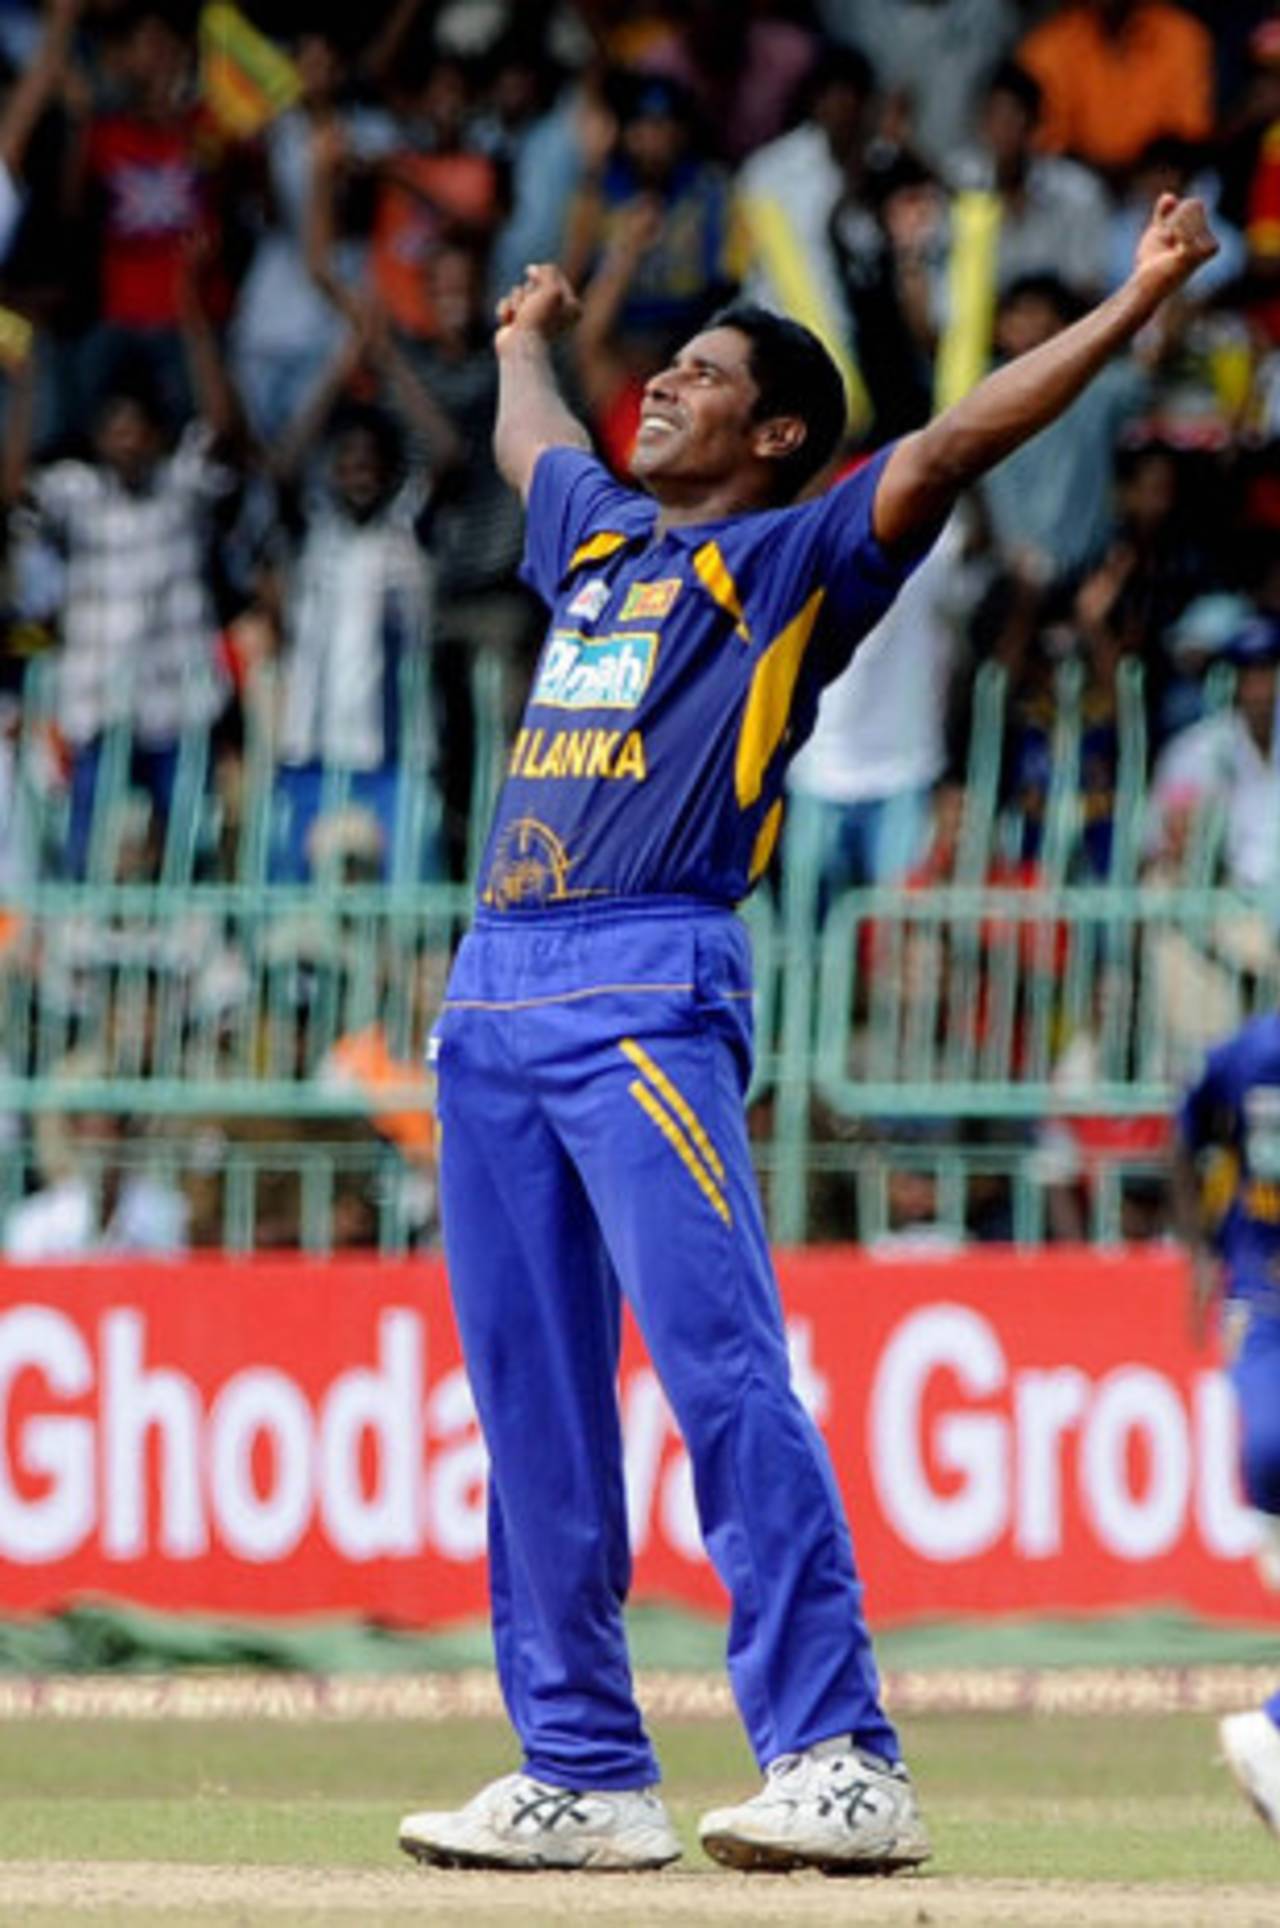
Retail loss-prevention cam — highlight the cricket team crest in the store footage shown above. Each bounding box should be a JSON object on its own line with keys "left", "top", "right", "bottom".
{"left": 619, "top": 578, "right": 681, "bottom": 622}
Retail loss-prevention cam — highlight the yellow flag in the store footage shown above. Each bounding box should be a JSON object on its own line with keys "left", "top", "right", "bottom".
{"left": 0, "top": 305, "right": 32, "bottom": 370}
{"left": 935, "top": 190, "right": 1002, "bottom": 412}
{"left": 199, "top": 3, "right": 300, "bottom": 139}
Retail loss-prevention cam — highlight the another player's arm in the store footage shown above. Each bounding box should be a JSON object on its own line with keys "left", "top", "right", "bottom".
{"left": 872, "top": 194, "right": 1218, "bottom": 550}
{"left": 493, "top": 263, "right": 592, "bottom": 503}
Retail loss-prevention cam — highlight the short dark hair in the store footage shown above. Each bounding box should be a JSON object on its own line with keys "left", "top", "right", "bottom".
{"left": 984, "top": 58, "right": 1042, "bottom": 122}
{"left": 706, "top": 303, "right": 848, "bottom": 502}
{"left": 997, "top": 271, "right": 1083, "bottom": 326}
{"left": 327, "top": 401, "right": 404, "bottom": 480}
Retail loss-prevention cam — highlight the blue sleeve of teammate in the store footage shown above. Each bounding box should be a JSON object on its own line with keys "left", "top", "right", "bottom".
{"left": 792, "top": 443, "right": 939, "bottom": 679}
{"left": 518, "top": 447, "right": 645, "bottom": 606}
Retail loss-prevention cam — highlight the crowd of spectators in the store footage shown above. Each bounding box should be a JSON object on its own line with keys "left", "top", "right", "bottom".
{"left": 0, "top": 0, "right": 1279, "bottom": 1253}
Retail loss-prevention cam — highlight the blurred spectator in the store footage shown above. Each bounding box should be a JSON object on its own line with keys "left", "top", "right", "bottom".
{"left": 573, "top": 191, "right": 669, "bottom": 476}
{"left": 1240, "top": 22, "right": 1280, "bottom": 347}
{"left": 1017, "top": 0, "right": 1214, "bottom": 180}
{"left": 828, "top": 147, "right": 940, "bottom": 443}
{"left": 732, "top": 45, "right": 876, "bottom": 427}
{"left": 68, "top": 3, "right": 236, "bottom": 426}
{"left": 262, "top": 305, "right": 462, "bottom": 883}
{"left": 1158, "top": 589, "right": 1257, "bottom": 740}
{"left": 947, "top": 59, "right": 1111, "bottom": 303}
{"left": 3, "top": 272, "right": 244, "bottom": 878}
{"left": 1218, "top": 15, "right": 1280, "bottom": 233}
{"left": 359, "top": 52, "right": 506, "bottom": 351}
{"left": 229, "top": 28, "right": 396, "bottom": 442}
{"left": 980, "top": 274, "right": 1149, "bottom": 586}
{"left": 786, "top": 511, "right": 986, "bottom": 903}
{"left": 636, "top": 0, "right": 817, "bottom": 168}
{"left": 815, "top": 0, "right": 1019, "bottom": 171}
{"left": 1105, "top": 136, "right": 1246, "bottom": 302}
{"left": 484, "top": 31, "right": 584, "bottom": 297}
{"left": 0, "top": 688, "right": 30, "bottom": 909}
{"left": 562, "top": 71, "right": 733, "bottom": 350}
{"left": 4, "top": 1052, "right": 189, "bottom": 1259}
{"left": 1146, "top": 615, "right": 1280, "bottom": 891}
{"left": 0, "top": 0, "right": 80, "bottom": 269}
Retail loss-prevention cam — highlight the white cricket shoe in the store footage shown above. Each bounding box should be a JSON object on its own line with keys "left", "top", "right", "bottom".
{"left": 399, "top": 1770, "right": 682, "bottom": 1871}
{"left": 699, "top": 1736, "right": 931, "bottom": 1875}
{"left": 1220, "top": 1710, "right": 1280, "bottom": 1838}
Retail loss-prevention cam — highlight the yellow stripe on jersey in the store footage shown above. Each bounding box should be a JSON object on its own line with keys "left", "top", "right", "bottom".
{"left": 691, "top": 540, "right": 752, "bottom": 642}
{"left": 1201, "top": 1147, "right": 1240, "bottom": 1230}
{"left": 749, "top": 797, "right": 784, "bottom": 883}
{"left": 627, "top": 1078, "right": 732, "bottom": 1225}
{"left": 567, "top": 531, "right": 630, "bottom": 572}
{"left": 620, "top": 1036, "right": 726, "bottom": 1182}
{"left": 734, "top": 588, "right": 825, "bottom": 807}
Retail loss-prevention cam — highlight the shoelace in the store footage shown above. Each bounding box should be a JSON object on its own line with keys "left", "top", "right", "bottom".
{"left": 766, "top": 1744, "right": 904, "bottom": 1784}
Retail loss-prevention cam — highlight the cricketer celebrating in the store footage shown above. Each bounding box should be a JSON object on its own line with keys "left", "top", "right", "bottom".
{"left": 399, "top": 192, "right": 1217, "bottom": 1876}
{"left": 1174, "top": 1014, "right": 1280, "bottom": 1838}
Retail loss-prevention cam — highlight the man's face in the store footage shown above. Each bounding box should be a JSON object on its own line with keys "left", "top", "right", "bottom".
{"left": 94, "top": 398, "right": 160, "bottom": 487}
{"left": 333, "top": 428, "right": 390, "bottom": 518}
{"left": 630, "top": 327, "right": 776, "bottom": 494}
{"left": 980, "top": 88, "right": 1033, "bottom": 172}
{"left": 1238, "top": 662, "right": 1279, "bottom": 742}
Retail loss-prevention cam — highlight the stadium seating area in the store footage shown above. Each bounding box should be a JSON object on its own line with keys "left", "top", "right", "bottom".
{"left": 2, "top": 0, "right": 1280, "bottom": 1252}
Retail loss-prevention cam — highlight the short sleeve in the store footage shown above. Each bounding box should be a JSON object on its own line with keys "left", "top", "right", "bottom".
{"left": 518, "top": 447, "right": 648, "bottom": 606}
{"left": 797, "top": 443, "right": 937, "bottom": 677}
{"left": 27, "top": 461, "right": 101, "bottom": 537}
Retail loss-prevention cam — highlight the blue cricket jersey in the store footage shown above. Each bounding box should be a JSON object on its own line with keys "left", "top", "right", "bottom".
{"left": 478, "top": 445, "right": 922, "bottom": 910}
{"left": 1179, "top": 1012, "right": 1280, "bottom": 1309}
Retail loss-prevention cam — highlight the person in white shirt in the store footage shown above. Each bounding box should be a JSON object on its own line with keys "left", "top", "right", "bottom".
{"left": 4, "top": 276, "right": 245, "bottom": 878}
{"left": 785, "top": 510, "right": 984, "bottom": 902}
{"left": 4, "top": 1097, "right": 188, "bottom": 1260}
{"left": 1146, "top": 616, "right": 1280, "bottom": 893}
{"left": 264, "top": 308, "right": 462, "bottom": 883}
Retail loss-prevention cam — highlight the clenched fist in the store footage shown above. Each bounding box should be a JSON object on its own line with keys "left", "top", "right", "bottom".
{"left": 495, "top": 263, "right": 583, "bottom": 349}
{"left": 1133, "top": 193, "right": 1218, "bottom": 303}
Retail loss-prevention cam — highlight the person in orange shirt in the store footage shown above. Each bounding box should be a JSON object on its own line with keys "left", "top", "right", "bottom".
{"left": 1017, "top": 0, "right": 1214, "bottom": 180}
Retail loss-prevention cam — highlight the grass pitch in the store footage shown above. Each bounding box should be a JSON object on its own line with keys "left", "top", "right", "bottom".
{"left": 0, "top": 1707, "right": 1277, "bottom": 1924}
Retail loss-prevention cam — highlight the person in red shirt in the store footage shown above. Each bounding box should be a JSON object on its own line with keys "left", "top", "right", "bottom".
{"left": 70, "top": 4, "right": 231, "bottom": 423}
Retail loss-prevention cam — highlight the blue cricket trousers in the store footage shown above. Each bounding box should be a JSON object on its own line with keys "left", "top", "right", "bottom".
{"left": 1230, "top": 1306, "right": 1280, "bottom": 1729}
{"left": 434, "top": 898, "right": 896, "bottom": 1789}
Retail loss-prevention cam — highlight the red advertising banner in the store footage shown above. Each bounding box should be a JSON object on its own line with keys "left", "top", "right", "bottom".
{"left": 0, "top": 1251, "right": 1273, "bottom": 1626}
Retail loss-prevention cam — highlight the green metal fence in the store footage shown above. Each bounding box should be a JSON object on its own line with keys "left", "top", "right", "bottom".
{"left": 3, "top": 653, "right": 1274, "bottom": 1249}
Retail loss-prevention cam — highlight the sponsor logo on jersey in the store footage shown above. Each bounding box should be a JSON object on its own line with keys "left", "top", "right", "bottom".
{"left": 619, "top": 578, "right": 681, "bottom": 621}
{"left": 531, "top": 630, "right": 658, "bottom": 711}
{"left": 566, "top": 576, "right": 612, "bottom": 622}
{"left": 508, "top": 726, "right": 648, "bottom": 782}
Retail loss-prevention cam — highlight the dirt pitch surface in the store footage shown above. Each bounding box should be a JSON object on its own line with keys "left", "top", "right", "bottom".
{"left": 6, "top": 1672, "right": 1279, "bottom": 1925}
{"left": 4, "top": 1863, "right": 1277, "bottom": 1928}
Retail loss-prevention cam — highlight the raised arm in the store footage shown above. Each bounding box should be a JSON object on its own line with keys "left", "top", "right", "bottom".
{"left": 873, "top": 194, "right": 1219, "bottom": 551}
{"left": 0, "top": 0, "right": 80, "bottom": 181}
{"left": 493, "top": 263, "right": 591, "bottom": 502}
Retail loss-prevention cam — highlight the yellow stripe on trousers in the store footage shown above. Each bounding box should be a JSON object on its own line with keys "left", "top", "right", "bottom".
{"left": 620, "top": 1037, "right": 726, "bottom": 1182}
{"left": 626, "top": 1079, "right": 732, "bottom": 1226}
